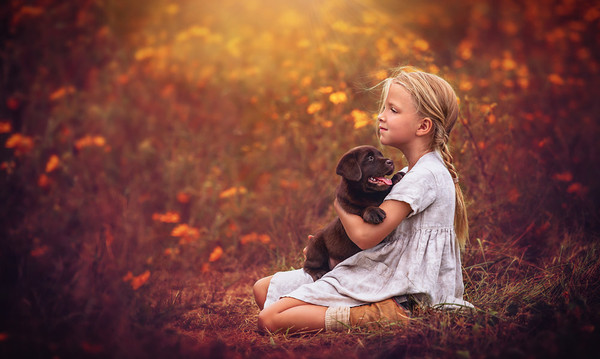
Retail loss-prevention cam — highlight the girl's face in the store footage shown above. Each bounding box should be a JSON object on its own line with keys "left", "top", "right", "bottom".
{"left": 378, "top": 83, "right": 422, "bottom": 149}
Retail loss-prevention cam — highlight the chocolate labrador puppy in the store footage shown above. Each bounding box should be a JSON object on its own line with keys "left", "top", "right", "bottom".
{"left": 303, "top": 145, "right": 403, "bottom": 281}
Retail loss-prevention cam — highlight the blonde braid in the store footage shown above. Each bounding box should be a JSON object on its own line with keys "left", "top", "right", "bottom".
{"left": 389, "top": 67, "right": 469, "bottom": 250}
{"left": 440, "top": 140, "right": 468, "bottom": 250}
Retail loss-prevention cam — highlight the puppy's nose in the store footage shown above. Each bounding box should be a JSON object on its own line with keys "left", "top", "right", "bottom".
{"left": 385, "top": 159, "right": 393, "bottom": 166}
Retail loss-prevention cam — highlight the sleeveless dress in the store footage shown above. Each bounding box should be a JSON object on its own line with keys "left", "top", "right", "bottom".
{"left": 264, "top": 151, "right": 473, "bottom": 309}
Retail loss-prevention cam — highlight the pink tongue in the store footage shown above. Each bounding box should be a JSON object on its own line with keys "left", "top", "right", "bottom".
{"left": 377, "top": 177, "right": 393, "bottom": 186}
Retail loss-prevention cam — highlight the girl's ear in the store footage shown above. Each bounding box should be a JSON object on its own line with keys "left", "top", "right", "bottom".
{"left": 416, "top": 117, "right": 433, "bottom": 137}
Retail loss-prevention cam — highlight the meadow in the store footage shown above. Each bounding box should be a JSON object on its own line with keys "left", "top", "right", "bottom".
{"left": 1, "top": 0, "right": 599, "bottom": 357}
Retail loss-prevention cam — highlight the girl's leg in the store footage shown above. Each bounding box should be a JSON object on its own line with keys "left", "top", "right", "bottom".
{"left": 253, "top": 275, "right": 273, "bottom": 310}
{"left": 258, "top": 297, "right": 327, "bottom": 333}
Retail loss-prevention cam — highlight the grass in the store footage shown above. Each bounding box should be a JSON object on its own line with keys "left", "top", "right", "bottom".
{"left": 1, "top": 0, "right": 599, "bottom": 357}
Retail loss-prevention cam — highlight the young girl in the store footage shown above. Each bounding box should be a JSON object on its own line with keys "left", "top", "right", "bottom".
{"left": 254, "top": 67, "right": 473, "bottom": 333}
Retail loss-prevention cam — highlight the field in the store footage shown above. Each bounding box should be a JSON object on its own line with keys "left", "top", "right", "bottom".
{"left": 1, "top": 0, "right": 599, "bottom": 357}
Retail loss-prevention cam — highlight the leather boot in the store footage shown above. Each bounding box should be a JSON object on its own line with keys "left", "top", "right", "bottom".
{"left": 349, "top": 298, "right": 410, "bottom": 329}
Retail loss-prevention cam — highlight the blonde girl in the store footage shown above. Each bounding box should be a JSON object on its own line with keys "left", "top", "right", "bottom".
{"left": 254, "top": 67, "right": 472, "bottom": 333}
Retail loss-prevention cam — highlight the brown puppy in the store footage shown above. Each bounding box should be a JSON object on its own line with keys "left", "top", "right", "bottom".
{"left": 303, "top": 145, "right": 403, "bottom": 281}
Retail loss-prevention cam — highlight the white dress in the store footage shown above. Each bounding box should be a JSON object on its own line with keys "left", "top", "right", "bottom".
{"left": 264, "top": 151, "right": 473, "bottom": 309}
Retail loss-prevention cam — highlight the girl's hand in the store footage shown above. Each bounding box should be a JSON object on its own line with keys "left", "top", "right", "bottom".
{"left": 334, "top": 198, "right": 411, "bottom": 250}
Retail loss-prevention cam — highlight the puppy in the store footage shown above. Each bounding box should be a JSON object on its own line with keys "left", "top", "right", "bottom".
{"left": 303, "top": 145, "right": 403, "bottom": 281}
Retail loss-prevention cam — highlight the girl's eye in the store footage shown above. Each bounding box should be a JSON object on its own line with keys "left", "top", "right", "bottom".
{"left": 391, "top": 107, "right": 398, "bottom": 113}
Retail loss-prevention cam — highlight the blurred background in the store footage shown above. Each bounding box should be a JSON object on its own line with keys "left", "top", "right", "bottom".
{"left": 1, "top": 0, "right": 599, "bottom": 357}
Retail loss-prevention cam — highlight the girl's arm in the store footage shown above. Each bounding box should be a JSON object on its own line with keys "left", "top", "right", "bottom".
{"left": 334, "top": 199, "right": 411, "bottom": 250}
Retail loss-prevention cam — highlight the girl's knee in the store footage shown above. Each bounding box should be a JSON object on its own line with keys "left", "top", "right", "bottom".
{"left": 257, "top": 309, "right": 275, "bottom": 332}
{"left": 253, "top": 276, "right": 272, "bottom": 310}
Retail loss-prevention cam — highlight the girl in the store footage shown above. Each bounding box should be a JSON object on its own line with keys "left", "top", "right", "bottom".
{"left": 254, "top": 67, "right": 473, "bottom": 333}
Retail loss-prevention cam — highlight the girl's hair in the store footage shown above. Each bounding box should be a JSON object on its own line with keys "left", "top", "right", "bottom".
{"left": 380, "top": 66, "right": 469, "bottom": 249}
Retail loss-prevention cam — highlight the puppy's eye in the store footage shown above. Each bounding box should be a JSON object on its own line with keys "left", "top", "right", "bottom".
{"left": 368, "top": 155, "right": 374, "bottom": 161}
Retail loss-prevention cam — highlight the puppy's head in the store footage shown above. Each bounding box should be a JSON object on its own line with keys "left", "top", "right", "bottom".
{"left": 335, "top": 145, "right": 395, "bottom": 192}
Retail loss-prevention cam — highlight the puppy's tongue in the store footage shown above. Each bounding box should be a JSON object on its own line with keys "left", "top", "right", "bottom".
{"left": 370, "top": 177, "right": 393, "bottom": 186}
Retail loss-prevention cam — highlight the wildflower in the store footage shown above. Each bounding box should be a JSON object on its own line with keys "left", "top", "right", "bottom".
{"left": 219, "top": 186, "right": 247, "bottom": 199}
{"left": 152, "top": 211, "right": 181, "bottom": 223}
{"left": 307, "top": 102, "right": 323, "bottom": 114}
{"left": 123, "top": 271, "right": 150, "bottom": 290}
{"left": 5, "top": 133, "right": 34, "bottom": 155}
{"left": 240, "top": 232, "right": 271, "bottom": 245}
{"left": 49, "top": 86, "right": 75, "bottom": 101}
{"left": 0, "top": 121, "right": 11, "bottom": 133}
{"left": 548, "top": 74, "right": 564, "bottom": 85}
{"left": 329, "top": 91, "right": 347, "bottom": 105}
{"left": 317, "top": 86, "right": 333, "bottom": 94}
{"left": 567, "top": 183, "right": 587, "bottom": 196}
{"left": 74, "top": 135, "right": 107, "bottom": 150}
{"left": 176, "top": 192, "right": 190, "bottom": 203}
{"left": 351, "top": 109, "right": 370, "bottom": 129}
{"left": 209, "top": 246, "right": 223, "bottom": 262}
{"left": 45, "top": 155, "right": 60, "bottom": 173}
{"left": 552, "top": 172, "right": 573, "bottom": 182}
{"left": 38, "top": 174, "right": 50, "bottom": 189}
{"left": 30, "top": 245, "right": 49, "bottom": 257}
{"left": 413, "top": 39, "right": 429, "bottom": 51}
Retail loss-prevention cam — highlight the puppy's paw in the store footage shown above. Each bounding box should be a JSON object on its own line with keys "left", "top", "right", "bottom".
{"left": 391, "top": 171, "right": 406, "bottom": 185}
{"left": 363, "top": 206, "right": 386, "bottom": 224}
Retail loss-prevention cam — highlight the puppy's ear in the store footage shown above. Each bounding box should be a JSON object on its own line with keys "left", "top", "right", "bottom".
{"left": 336, "top": 152, "right": 362, "bottom": 181}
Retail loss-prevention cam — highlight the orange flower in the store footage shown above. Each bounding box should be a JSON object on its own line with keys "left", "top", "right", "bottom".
{"left": 30, "top": 245, "right": 49, "bottom": 257}
{"left": 501, "top": 58, "right": 517, "bottom": 71}
{"left": 413, "top": 39, "right": 429, "bottom": 51}
{"left": 567, "top": 183, "right": 587, "bottom": 197}
{"left": 5, "top": 133, "right": 34, "bottom": 155}
{"left": 38, "top": 174, "right": 50, "bottom": 189}
{"left": 152, "top": 211, "right": 181, "bottom": 223}
{"left": 176, "top": 192, "right": 190, "bottom": 203}
{"left": 219, "top": 186, "right": 247, "bottom": 199}
{"left": 171, "top": 224, "right": 201, "bottom": 243}
{"left": 123, "top": 271, "right": 150, "bottom": 290}
{"left": 49, "top": 86, "right": 75, "bottom": 101}
{"left": 0, "top": 121, "right": 11, "bottom": 133}
{"left": 240, "top": 232, "right": 271, "bottom": 245}
{"left": 321, "top": 120, "right": 333, "bottom": 128}
{"left": 307, "top": 102, "right": 323, "bottom": 114}
{"left": 351, "top": 109, "right": 370, "bottom": 129}
{"left": 45, "top": 154, "right": 60, "bottom": 173}
{"left": 171, "top": 223, "right": 190, "bottom": 237}
{"left": 130, "top": 271, "right": 150, "bottom": 290}
{"left": 459, "top": 81, "right": 473, "bottom": 92}
{"left": 548, "top": 74, "right": 564, "bottom": 85}
{"left": 329, "top": 91, "right": 347, "bottom": 105}
{"left": 317, "top": 86, "right": 333, "bottom": 94}
{"left": 552, "top": 172, "right": 573, "bottom": 182}
{"left": 201, "top": 263, "right": 210, "bottom": 272}
{"left": 208, "top": 246, "right": 223, "bottom": 262}
{"left": 74, "top": 135, "right": 107, "bottom": 150}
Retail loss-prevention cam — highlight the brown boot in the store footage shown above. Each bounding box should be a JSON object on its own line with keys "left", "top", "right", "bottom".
{"left": 349, "top": 298, "right": 410, "bottom": 329}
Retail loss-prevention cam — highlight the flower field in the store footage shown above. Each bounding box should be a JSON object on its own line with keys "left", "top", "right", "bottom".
{"left": 1, "top": 0, "right": 599, "bottom": 357}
